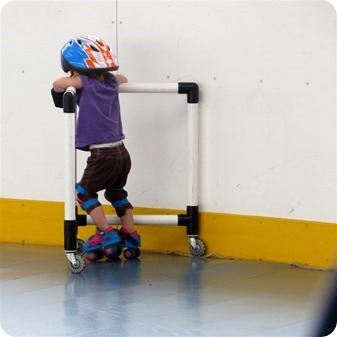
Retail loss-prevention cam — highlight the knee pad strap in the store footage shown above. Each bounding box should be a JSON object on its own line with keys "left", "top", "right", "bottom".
{"left": 111, "top": 198, "right": 130, "bottom": 208}
{"left": 105, "top": 188, "right": 133, "bottom": 217}
{"left": 105, "top": 188, "right": 130, "bottom": 208}
{"left": 76, "top": 184, "right": 90, "bottom": 194}
{"left": 81, "top": 198, "right": 101, "bottom": 212}
{"left": 76, "top": 184, "right": 101, "bottom": 212}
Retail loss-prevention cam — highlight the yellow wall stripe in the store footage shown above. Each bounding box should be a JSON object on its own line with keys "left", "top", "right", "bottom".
{"left": 0, "top": 198, "right": 335, "bottom": 269}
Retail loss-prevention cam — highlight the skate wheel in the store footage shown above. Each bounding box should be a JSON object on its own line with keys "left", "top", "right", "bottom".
{"left": 123, "top": 248, "right": 137, "bottom": 260}
{"left": 190, "top": 239, "right": 206, "bottom": 257}
{"left": 68, "top": 254, "right": 86, "bottom": 274}
{"left": 86, "top": 249, "right": 104, "bottom": 262}
{"left": 76, "top": 239, "right": 85, "bottom": 255}
{"left": 104, "top": 244, "right": 122, "bottom": 259}
{"left": 135, "top": 248, "right": 141, "bottom": 258}
{"left": 116, "top": 245, "right": 123, "bottom": 257}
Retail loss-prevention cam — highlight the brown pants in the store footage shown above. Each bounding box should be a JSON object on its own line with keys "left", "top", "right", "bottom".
{"left": 76, "top": 143, "right": 133, "bottom": 215}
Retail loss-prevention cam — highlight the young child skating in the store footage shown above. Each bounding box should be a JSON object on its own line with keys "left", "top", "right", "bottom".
{"left": 53, "top": 35, "right": 140, "bottom": 261}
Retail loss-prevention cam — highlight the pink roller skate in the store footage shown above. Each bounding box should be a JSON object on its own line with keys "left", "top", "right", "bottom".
{"left": 83, "top": 227, "right": 121, "bottom": 261}
{"left": 118, "top": 228, "right": 141, "bottom": 260}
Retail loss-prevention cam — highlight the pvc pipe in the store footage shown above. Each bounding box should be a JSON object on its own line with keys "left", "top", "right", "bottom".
{"left": 64, "top": 115, "right": 76, "bottom": 220}
{"left": 119, "top": 83, "right": 178, "bottom": 94}
{"left": 187, "top": 103, "right": 199, "bottom": 206}
{"left": 86, "top": 214, "right": 179, "bottom": 226}
{"left": 64, "top": 87, "right": 76, "bottom": 221}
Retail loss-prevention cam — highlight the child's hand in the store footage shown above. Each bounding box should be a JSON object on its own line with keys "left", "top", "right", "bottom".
{"left": 116, "top": 74, "right": 128, "bottom": 85}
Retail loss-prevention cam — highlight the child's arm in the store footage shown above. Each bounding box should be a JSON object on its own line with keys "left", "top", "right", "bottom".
{"left": 53, "top": 74, "right": 83, "bottom": 92}
{"left": 116, "top": 74, "right": 128, "bottom": 86}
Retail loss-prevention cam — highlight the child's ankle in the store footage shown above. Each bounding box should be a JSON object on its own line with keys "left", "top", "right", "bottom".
{"left": 129, "top": 229, "right": 139, "bottom": 237}
{"left": 97, "top": 226, "right": 115, "bottom": 234}
{"left": 104, "top": 226, "right": 115, "bottom": 233}
{"left": 119, "top": 227, "right": 139, "bottom": 237}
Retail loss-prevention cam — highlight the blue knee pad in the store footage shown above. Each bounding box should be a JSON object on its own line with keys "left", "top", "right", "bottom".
{"left": 104, "top": 188, "right": 133, "bottom": 217}
{"left": 76, "top": 184, "right": 101, "bottom": 212}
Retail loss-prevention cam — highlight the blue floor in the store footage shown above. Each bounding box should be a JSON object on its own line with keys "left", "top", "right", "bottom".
{"left": 0, "top": 243, "right": 332, "bottom": 336}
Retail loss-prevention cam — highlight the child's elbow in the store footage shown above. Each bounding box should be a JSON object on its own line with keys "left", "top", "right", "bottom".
{"left": 52, "top": 80, "right": 65, "bottom": 92}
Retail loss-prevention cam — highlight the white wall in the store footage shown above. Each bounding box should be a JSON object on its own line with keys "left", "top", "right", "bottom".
{"left": 1, "top": 0, "right": 336, "bottom": 223}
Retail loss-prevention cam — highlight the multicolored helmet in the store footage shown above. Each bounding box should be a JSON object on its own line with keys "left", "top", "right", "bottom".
{"left": 61, "top": 35, "right": 119, "bottom": 74}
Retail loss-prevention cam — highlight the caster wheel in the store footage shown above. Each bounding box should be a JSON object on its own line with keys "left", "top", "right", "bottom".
{"left": 68, "top": 254, "right": 86, "bottom": 274}
{"left": 104, "top": 244, "right": 122, "bottom": 260}
{"left": 86, "top": 249, "right": 104, "bottom": 262}
{"left": 76, "top": 239, "right": 85, "bottom": 255}
{"left": 190, "top": 239, "right": 206, "bottom": 257}
{"left": 123, "top": 248, "right": 137, "bottom": 260}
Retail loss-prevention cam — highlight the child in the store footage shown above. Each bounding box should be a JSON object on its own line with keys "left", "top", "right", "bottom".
{"left": 53, "top": 35, "right": 140, "bottom": 261}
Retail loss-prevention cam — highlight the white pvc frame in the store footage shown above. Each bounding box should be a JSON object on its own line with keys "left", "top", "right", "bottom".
{"left": 64, "top": 82, "right": 201, "bottom": 258}
{"left": 64, "top": 86, "right": 77, "bottom": 232}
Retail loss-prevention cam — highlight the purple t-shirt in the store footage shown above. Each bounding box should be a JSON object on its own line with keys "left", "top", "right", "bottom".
{"left": 75, "top": 75, "right": 125, "bottom": 151}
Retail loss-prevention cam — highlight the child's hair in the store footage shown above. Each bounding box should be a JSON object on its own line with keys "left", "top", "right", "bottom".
{"left": 87, "top": 71, "right": 113, "bottom": 83}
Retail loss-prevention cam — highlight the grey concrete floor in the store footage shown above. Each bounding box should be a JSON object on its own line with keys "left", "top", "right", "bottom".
{"left": 0, "top": 243, "right": 332, "bottom": 337}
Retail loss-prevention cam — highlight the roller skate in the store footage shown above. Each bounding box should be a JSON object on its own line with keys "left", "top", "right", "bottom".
{"left": 118, "top": 228, "right": 141, "bottom": 260}
{"left": 82, "top": 231, "right": 103, "bottom": 262}
{"left": 101, "top": 227, "right": 122, "bottom": 259}
{"left": 83, "top": 227, "right": 121, "bottom": 261}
